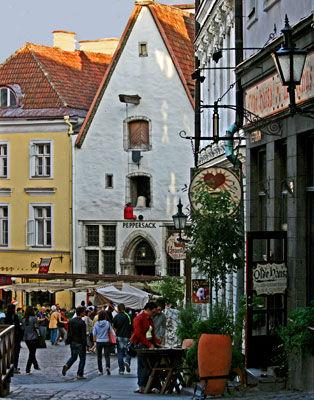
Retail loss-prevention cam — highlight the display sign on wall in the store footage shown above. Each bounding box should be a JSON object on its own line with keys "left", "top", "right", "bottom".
{"left": 189, "top": 167, "right": 242, "bottom": 216}
{"left": 166, "top": 233, "right": 187, "bottom": 260}
{"left": 253, "top": 263, "right": 288, "bottom": 295}
{"left": 38, "top": 258, "right": 52, "bottom": 274}
{"left": 192, "top": 279, "right": 209, "bottom": 304}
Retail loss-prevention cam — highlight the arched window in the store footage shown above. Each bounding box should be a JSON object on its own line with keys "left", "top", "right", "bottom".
{"left": 0, "top": 87, "right": 17, "bottom": 108}
{"left": 134, "top": 240, "right": 155, "bottom": 275}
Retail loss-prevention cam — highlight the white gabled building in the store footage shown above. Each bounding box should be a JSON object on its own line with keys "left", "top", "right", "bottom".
{"left": 73, "top": 0, "right": 195, "bottom": 290}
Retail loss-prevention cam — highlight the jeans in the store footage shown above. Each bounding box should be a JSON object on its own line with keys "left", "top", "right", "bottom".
{"left": 96, "top": 342, "right": 111, "bottom": 372}
{"left": 136, "top": 343, "right": 150, "bottom": 388}
{"left": 66, "top": 342, "right": 86, "bottom": 377}
{"left": 14, "top": 339, "right": 21, "bottom": 369}
{"left": 50, "top": 328, "right": 58, "bottom": 344}
{"left": 117, "top": 337, "right": 131, "bottom": 372}
{"left": 57, "top": 327, "right": 67, "bottom": 343}
{"left": 25, "top": 339, "right": 39, "bottom": 373}
{"left": 39, "top": 326, "right": 47, "bottom": 339}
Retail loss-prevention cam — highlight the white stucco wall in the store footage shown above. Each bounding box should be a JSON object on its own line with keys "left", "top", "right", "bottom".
{"left": 74, "top": 7, "right": 194, "bottom": 274}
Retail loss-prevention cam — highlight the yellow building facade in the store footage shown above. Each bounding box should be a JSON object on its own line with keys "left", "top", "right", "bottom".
{"left": 0, "top": 36, "right": 111, "bottom": 308}
{"left": 0, "top": 124, "right": 73, "bottom": 308}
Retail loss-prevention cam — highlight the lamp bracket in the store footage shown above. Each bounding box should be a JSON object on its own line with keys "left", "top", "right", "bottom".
{"left": 199, "top": 104, "right": 282, "bottom": 137}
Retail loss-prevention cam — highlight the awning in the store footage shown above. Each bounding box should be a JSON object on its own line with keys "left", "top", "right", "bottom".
{"left": 96, "top": 284, "right": 149, "bottom": 309}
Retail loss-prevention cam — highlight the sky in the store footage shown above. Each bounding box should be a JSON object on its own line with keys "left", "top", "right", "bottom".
{"left": 0, "top": 0, "right": 180, "bottom": 63}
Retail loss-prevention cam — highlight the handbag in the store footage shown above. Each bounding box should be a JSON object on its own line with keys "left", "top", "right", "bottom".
{"left": 126, "top": 341, "right": 137, "bottom": 358}
{"left": 109, "top": 329, "right": 117, "bottom": 344}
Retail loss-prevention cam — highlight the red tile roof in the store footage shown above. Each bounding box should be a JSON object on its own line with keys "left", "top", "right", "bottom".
{"left": 76, "top": 2, "right": 195, "bottom": 148}
{"left": 0, "top": 43, "right": 111, "bottom": 117}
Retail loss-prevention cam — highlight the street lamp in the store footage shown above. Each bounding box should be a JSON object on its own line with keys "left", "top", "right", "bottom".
{"left": 272, "top": 15, "right": 307, "bottom": 114}
{"left": 172, "top": 199, "right": 188, "bottom": 242}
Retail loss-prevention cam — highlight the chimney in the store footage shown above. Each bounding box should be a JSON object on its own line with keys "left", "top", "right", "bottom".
{"left": 78, "top": 38, "right": 119, "bottom": 55}
{"left": 53, "top": 30, "right": 77, "bottom": 52}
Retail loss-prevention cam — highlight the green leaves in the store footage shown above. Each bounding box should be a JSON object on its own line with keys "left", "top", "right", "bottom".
{"left": 149, "top": 276, "right": 185, "bottom": 308}
{"left": 187, "top": 183, "right": 244, "bottom": 297}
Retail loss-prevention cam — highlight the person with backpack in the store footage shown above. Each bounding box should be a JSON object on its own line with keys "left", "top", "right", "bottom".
{"left": 113, "top": 303, "right": 133, "bottom": 374}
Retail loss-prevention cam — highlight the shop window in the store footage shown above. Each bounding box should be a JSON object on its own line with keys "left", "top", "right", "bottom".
{"left": 0, "top": 143, "right": 8, "bottom": 178}
{"left": 0, "top": 87, "right": 17, "bottom": 108}
{"left": 0, "top": 205, "right": 8, "bottom": 246}
{"left": 129, "top": 175, "right": 151, "bottom": 208}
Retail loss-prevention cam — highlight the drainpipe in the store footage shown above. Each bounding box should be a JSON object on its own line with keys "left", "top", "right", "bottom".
{"left": 194, "top": 0, "right": 201, "bottom": 167}
{"left": 225, "top": 0, "right": 245, "bottom": 323}
{"left": 225, "top": 0, "right": 243, "bottom": 169}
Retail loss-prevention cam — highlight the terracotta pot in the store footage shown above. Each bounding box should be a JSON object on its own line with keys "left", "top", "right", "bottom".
{"left": 197, "top": 334, "right": 232, "bottom": 395}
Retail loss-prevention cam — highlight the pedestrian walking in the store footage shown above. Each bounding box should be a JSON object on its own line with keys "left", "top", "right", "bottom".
{"left": 5, "top": 302, "right": 24, "bottom": 374}
{"left": 113, "top": 303, "right": 132, "bottom": 374}
{"left": 37, "top": 306, "right": 49, "bottom": 339}
{"left": 93, "top": 310, "right": 115, "bottom": 376}
{"left": 153, "top": 299, "right": 166, "bottom": 345}
{"left": 56, "top": 308, "right": 68, "bottom": 343}
{"left": 49, "top": 305, "right": 59, "bottom": 345}
{"left": 83, "top": 307, "right": 93, "bottom": 351}
{"left": 22, "top": 306, "right": 40, "bottom": 375}
{"left": 130, "top": 302, "right": 161, "bottom": 394}
{"left": 62, "top": 306, "right": 87, "bottom": 379}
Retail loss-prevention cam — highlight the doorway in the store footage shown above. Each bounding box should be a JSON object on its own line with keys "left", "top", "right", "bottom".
{"left": 246, "top": 231, "right": 287, "bottom": 369}
{"left": 134, "top": 240, "right": 155, "bottom": 275}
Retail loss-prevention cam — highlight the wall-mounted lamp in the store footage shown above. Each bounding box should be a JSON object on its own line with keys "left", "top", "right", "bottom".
{"left": 272, "top": 15, "right": 307, "bottom": 115}
{"left": 172, "top": 199, "right": 189, "bottom": 243}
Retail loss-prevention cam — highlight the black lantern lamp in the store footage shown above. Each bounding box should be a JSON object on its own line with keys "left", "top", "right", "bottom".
{"left": 272, "top": 15, "right": 307, "bottom": 114}
{"left": 172, "top": 199, "right": 188, "bottom": 242}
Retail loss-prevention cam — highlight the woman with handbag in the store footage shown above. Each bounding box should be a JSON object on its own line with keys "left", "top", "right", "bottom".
{"left": 22, "top": 306, "right": 40, "bottom": 374}
{"left": 92, "top": 310, "right": 116, "bottom": 375}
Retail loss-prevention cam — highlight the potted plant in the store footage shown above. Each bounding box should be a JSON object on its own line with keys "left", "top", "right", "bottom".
{"left": 277, "top": 302, "right": 314, "bottom": 391}
{"left": 182, "top": 177, "right": 244, "bottom": 395}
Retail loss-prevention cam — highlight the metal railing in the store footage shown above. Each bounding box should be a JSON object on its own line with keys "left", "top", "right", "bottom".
{"left": 0, "top": 325, "right": 15, "bottom": 397}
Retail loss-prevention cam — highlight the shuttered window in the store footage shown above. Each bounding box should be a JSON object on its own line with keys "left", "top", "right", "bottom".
{"left": 129, "top": 120, "right": 149, "bottom": 149}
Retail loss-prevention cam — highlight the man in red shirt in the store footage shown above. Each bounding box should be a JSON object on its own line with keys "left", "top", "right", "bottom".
{"left": 131, "top": 302, "right": 161, "bottom": 393}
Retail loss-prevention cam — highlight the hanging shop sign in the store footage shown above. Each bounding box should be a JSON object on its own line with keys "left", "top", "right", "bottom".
{"left": 38, "top": 258, "right": 52, "bottom": 274}
{"left": 166, "top": 233, "right": 188, "bottom": 260}
{"left": 245, "top": 52, "right": 314, "bottom": 120}
{"left": 253, "top": 263, "right": 288, "bottom": 295}
{"left": 192, "top": 279, "right": 209, "bottom": 304}
{"left": 189, "top": 167, "right": 242, "bottom": 216}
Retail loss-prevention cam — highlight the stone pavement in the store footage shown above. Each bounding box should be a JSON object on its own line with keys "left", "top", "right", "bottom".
{"left": 4, "top": 341, "right": 314, "bottom": 400}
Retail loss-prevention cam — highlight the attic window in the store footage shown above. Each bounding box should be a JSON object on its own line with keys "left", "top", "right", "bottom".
{"left": 0, "top": 87, "right": 17, "bottom": 108}
{"left": 139, "top": 42, "right": 148, "bottom": 57}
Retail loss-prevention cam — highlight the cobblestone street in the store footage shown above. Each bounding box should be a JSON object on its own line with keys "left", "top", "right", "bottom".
{"left": 2, "top": 341, "right": 312, "bottom": 400}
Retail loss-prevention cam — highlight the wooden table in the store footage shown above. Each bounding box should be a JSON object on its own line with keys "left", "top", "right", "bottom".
{"left": 137, "top": 348, "right": 185, "bottom": 395}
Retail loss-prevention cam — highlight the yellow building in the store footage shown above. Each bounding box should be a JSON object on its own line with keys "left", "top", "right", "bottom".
{"left": 0, "top": 32, "right": 113, "bottom": 308}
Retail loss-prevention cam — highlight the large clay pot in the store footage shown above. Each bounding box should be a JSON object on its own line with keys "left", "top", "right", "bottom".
{"left": 197, "top": 334, "right": 232, "bottom": 395}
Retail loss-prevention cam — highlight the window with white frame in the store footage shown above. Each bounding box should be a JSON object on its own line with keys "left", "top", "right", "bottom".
{"left": 0, "top": 87, "right": 17, "bottom": 108}
{"left": 30, "top": 141, "right": 52, "bottom": 178}
{"left": 0, "top": 205, "right": 8, "bottom": 246}
{"left": 26, "top": 204, "right": 52, "bottom": 248}
{"left": 84, "top": 224, "right": 116, "bottom": 274}
{"left": 0, "top": 143, "right": 8, "bottom": 178}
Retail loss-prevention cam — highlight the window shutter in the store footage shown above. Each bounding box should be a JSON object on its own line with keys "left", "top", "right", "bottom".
{"left": 26, "top": 219, "right": 35, "bottom": 247}
{"left": 129, "top": 121, "right": 149, "bottom": 148}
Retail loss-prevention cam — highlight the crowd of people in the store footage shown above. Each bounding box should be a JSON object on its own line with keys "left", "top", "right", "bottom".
{"left": 0, "top": 298, "right": 167, "bottom": 393}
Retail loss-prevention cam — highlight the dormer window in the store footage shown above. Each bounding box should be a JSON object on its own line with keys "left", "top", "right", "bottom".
{"left": 0, "top": 87, "right": 17, "bottom": 108}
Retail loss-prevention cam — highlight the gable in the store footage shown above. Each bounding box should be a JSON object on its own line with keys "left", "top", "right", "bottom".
{"left": 76, "top": 3, "right": 195, "bottom": 147}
